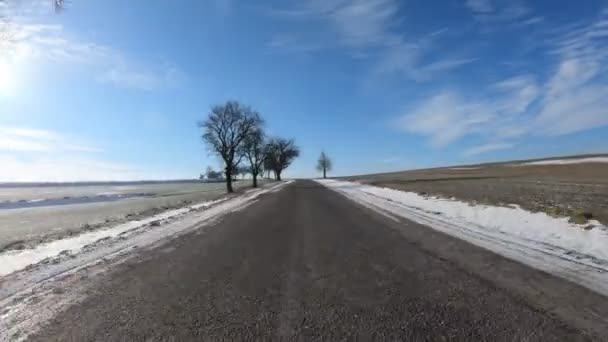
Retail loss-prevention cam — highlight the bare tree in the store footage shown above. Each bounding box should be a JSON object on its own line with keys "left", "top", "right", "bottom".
{"left": 54, "top": 0, "right": 66, "bottom": 13}
{"left": 242, "top": 127, "right": 266, "bottom": 188}
{"left": 199, "top": 101, "right": 262, "bottom": 193}
{"left": 265, "top": 137, "right": 300, "bottom": 181}
{"left": 263, "top": 157, "right": 273, "bottom": 179}
{"left": 316, "top": 151, "right": 332, "bottom": 179}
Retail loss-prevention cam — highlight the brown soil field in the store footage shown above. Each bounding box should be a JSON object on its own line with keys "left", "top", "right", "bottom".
{"left": 347, "top": 154, "right": 608, "bottom": 226}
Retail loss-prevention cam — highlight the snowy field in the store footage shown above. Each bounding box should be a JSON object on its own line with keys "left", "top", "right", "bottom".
{"left": 0, "top": 181, "right": 257, "bottom": 250}
{"left": 316, "top": 179, "right": 608, "bottom": 296}
{"left": 0, "top": 181, "right": 293, "bottom": 340}
{"left": 522, "top": 156, "right": 608, "bottom": 165}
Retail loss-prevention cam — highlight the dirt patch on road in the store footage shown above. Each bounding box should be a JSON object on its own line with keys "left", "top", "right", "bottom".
{"left": 348, "top": 157, "right": 608, "bottom": 226}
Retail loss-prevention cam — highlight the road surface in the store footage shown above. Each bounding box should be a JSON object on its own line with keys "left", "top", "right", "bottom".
{"left": 29, "top": 180, "right": 608, "bottom": 341}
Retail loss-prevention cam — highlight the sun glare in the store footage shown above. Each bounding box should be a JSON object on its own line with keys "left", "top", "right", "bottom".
{"left": 0, "top": 60, "right": 18, "bottom": 96}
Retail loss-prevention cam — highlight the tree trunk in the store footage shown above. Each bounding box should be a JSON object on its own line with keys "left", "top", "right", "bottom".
{"left": 276, "top": 171, "right": 282, "bottom": 181}
{"left": 225, "top": 169, "right": 234, "bottom": 193}
{"left": 252, "top": 173, "right": 258, "bottom": 188}
{"left": 323, "top": 168, "right": 326, "bottom": 179}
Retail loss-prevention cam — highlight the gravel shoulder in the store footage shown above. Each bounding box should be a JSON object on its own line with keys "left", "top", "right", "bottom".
{"left": 25, "top": 180, "right": 608, "bottom": 341}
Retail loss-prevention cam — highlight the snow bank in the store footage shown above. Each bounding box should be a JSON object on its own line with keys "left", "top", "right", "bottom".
{"left": 523, "top": 157, "right": 608, "bottom": 165}
{"left": 0, "top": 181, "right": 293, "bottom": 278}
{"left": 0, "top": 198, "right": 223, "bottom": 277}
{"left": 316, "top": 179, "right": 608, "bottom": 295}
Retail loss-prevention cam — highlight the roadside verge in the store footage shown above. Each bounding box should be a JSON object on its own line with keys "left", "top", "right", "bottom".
{"left": 315, "top": 179, "right": 608, "bottom": 297}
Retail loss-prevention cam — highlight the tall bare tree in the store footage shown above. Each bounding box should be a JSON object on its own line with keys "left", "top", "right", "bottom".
{"left": 265, "top": 137, "right": 300, "bottom": 181}
{"left": 199, "top": 101, "right": 262, "bottom": 193}
{"left": 316, "top": 151, "right": 332, "bottom": 179}
{"left": 242, "top": 127, "right": 266, "bottom": 188}
{"left": 263, "top": 157, "right": 273, "bottom": 179}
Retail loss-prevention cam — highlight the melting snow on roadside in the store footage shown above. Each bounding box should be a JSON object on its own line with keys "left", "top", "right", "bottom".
{"left": 522, "top": 156, "right": 608, "bottom": 165}
{"left": 0, "top": 181, "right": 293, "bottom": 278}
{"left": 0, "top": 198, "right": 224, "bottom": 277}
{"left": 316, "top": 179, "right": 608, "bottom": 295}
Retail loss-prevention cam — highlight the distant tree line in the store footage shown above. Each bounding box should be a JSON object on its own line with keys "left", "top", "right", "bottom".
{"left": 199, "top": 100, "right": 300, "bottom": 193}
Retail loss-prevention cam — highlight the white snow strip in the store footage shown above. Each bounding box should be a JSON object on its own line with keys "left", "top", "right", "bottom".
{"left": 449, "top": 167, "right": 480, "bottom": 170}
{"left": 523, "top": 157, "right": 608, "bottom": 165}
{"left": 316, "top": 179, "right": 608, "bottom": 296}
{"left": 0, "top": 181, "right": 294, "bottom": 341}
{"left": 0, "top": 182, "right": 292, "bottom": 278}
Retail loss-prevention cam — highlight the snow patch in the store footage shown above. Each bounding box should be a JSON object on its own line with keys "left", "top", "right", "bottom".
{"left": 0, "top": 181, "right": 294, "bottom": 341}
{"left": 0, "top": 199, "right": 222, "bottom": 277}
{"left": 523, "top": 157, "right": 608, "bottom": 165}
{"left": 316, "top": 179, "right": 608, "bottom": 296}
{"left": 0, "top": 182, "right": 292, "bottom": 278}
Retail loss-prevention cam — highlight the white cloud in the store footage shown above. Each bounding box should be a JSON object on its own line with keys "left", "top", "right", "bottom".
{"left": 0, "top": 126, "right": 102, "bottom": 153}
{"left": 537, "top": 85, "right": 608, "bottom": 135}
{"left": 463, "top": 142, "right": 513, "bottom": 157}
{"left": 465, "top": 0, "right": 493, "bottom": 13}
{"left": 268, "top": 0, "right": 475, "bottom": 81}
{"left": 0, "top": 125, "right": 188, "bottom": 182}
{"left": 393, "top": 92, "right": 494, "bottom": 147}
{"left": 407, "top": 58, "right": 479, "bottom": 81}
{"left": 465, "top": 0, "right": 531, "bottom": 25}
{"left": 493, "top": 75, "right": 539, "bottom": 115}
{"left": 329, "top": 0, "right": 398, "bottom": 47}
{"left": 535, "top": 9, "right": 608, "bottom": 135}
{"left": 0, "top": 154, "right": 168, "bottom": 182}
{"left": 266, "top": 34, "right": 323, "bottom": 55}
{"left": 1, "top": 19, "right": 182, "bottom": 90}
{"left": 394, "top": 8, "right": 608, "bottom": 155}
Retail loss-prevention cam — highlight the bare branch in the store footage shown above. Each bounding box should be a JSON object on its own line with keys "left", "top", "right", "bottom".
{"left": 265, "top": 137, "right": 300, "bottom": 181}
{"left": 316, "top": 151, "right": 332, "bottom": 178}
{"left": 199, "top": 100, "right": 263, "bottom": 192}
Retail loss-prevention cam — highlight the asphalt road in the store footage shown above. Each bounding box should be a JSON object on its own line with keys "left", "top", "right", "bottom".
{"left": 29, "top": 180, "right": 608, "bottom": 341}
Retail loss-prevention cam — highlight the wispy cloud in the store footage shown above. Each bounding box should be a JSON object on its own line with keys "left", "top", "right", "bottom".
{"left": 0, "top": 125, "right": 188, "bottom": 182}
{"left": 1, "top": 19, "right": 183, "bottom": 91}
{"left": 492, "top": 75, "right": 539, "bottom": 116}
{"left": 393, "top": 7, "right": 608, "bottom": 156}
{"left": 266, "top": 34, "right": 324, "bottom": 55}
{"left": 465, "top": 0, "right": 531, "bottom": 25}
{"left": 463, "top": 142, "right": 513, "bottom": 157}
{"left": 465, "top": 0, "right": 493, "bottom": 13}
{"left": 0, "top": 126, "right": 103, "bottom": 153}
{"left": 267, "top": 0, "right": 475, "bottom": 81}
{"left": 393, "top": 92, "right": 494, "bottom": 147}
{"left": 536, "top": 8, "right": 608, "bottom": 135}
{"left": 0, "top": 154, "right": 173, "bottom": 182}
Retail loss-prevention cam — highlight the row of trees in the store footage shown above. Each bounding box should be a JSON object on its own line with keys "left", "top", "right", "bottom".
{"left": 199, "top": 101, "right": 300, "bottom": 193}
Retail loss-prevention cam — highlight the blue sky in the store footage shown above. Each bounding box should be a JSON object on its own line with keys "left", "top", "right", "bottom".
{"left": 1, "top": 0, "right": 608, "bottom": 181}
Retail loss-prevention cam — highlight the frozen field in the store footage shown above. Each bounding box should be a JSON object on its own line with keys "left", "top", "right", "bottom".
{"left": 0, "top": 181, "right": 259, "bottom": 250}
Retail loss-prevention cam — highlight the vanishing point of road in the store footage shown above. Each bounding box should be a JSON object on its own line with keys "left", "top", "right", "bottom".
{"left": 30, "top": 180, "right": 608, "bottom": 341}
